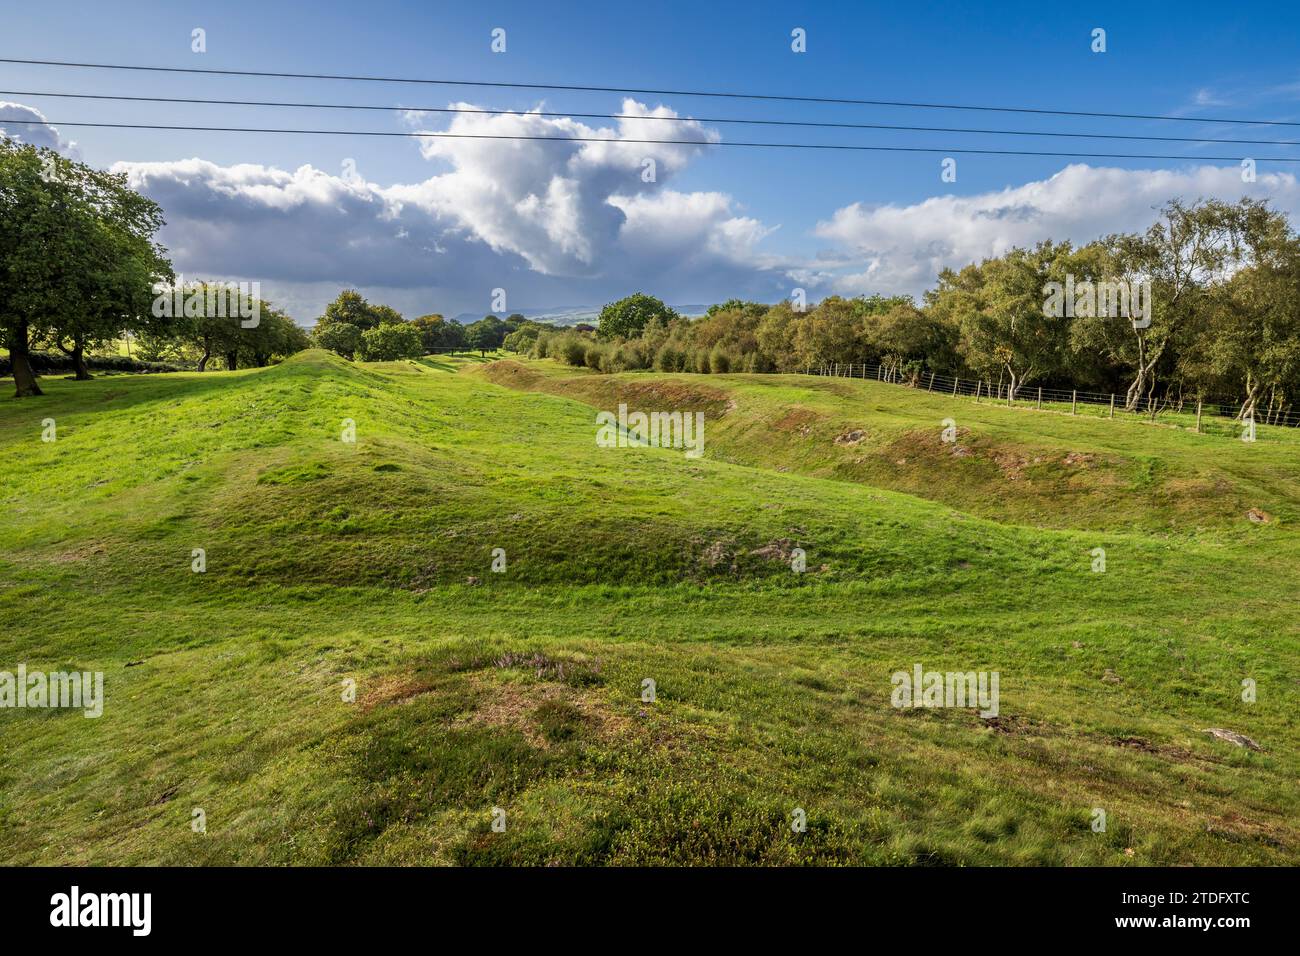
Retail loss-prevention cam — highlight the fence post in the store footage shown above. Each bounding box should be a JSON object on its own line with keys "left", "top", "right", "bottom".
{"left": 1109, "top": 394, "right": 1115, "bottom": 419}
{"left": 1037, "top": 386, "right": 1042, "bottom": 410}
{"left": 1196, "top": 400, "right": 1203, "bottom": 434}
{"left": 928, "top": 372, "right": 935, "bottom": 392}
{"left": 975, "top": 380, "right": 981, "bottom": 403}
{"left": 1071, "top": 390, "right": 1077, "bottom": 415}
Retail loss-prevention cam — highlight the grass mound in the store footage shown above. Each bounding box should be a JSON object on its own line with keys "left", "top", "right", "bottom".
{"left": 1, "top": 350, "right": 1295, "bottom": 865}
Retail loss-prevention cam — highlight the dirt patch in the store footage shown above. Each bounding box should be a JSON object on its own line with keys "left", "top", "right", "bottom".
{"left": 994, "top": 451, "right": 1029, "bottom": 481}
{"left": 1246, "top": 508, "right": 1271, "bottom": 524}
{"left": 460, "top": 674, "right": 631, "bottom": 748}
{"left": 749, "top": 539, "right": 798, "bottom": 562}
{"left": 773, "top": 407, "right": 821, "bottom": 436}
{"left": 834, "top": 428, "right": 868, "bottom": 446}
{"left": 358, "top": 674, "right": 439, "bottom": 712}
{"left": 700, "top": 540, "right": 732, "bottom": 569}
{"left": 51, "top": 543, "right": 108, "bottom": 563}
{"left": 1063, "top": 452, "right": 1097, "bottom": 468}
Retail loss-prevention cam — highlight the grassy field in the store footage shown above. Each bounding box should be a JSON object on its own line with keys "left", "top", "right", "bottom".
{"left": 0, "top": 350, "right": 1296, "bottom": 865}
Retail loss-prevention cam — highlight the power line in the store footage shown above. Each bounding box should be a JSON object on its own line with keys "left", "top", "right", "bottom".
{"left": 3, "top": 118, "right": 1295, "bottom": 162}
{"left": 5, "top": 89, "right": 1300, "bottom": 147}
{"left": 3, "top": 56, "right": 1299, "bottom": 128}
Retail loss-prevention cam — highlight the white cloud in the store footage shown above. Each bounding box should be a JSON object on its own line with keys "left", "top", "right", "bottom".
{"left": 813, "top": 163, "right": 1300, "bottom": 297}
{"left": 0, "top": 102, "right": 78, "bottom": 154}
{"left": 102, "top": 99, "right": 786, "bottom": 320}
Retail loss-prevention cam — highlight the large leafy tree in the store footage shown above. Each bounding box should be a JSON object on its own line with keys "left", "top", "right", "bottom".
{"left": 1075, "top": 200, "right": 1244, "bottom": 410}
{"left": 466, "top": 316, "right": 507, "bottom": 351}
{"left": 359, "top": 322, "right": 423, "bottom": 361}
{"left": 1, "top": 141, "right": 171, "bottom": 395}
{"left": 597, "top": 293, "right": 678, "bottom": 340}
{"left": 410, "top": 313, "right": 467, "bottom": 352}
{"left": 930, "top": 242, "right": 1072, "bottom": 400}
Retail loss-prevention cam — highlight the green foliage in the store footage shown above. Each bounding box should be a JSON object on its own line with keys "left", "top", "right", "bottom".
{"left": 466, "top": 316, "right": 507, "bottom": 351}
{"left": 0, "top": 140, "right": 172, "bottom": 392}
{"left": 410, "top": 314, "right": 467, "bottom": 353}
{"left": 313, "top": 320, "right": 364, "bottom": 361}
{"left": 359, "top": 322, "right": 424, "bottom": 361}
{"left": 1, "top": 352, "right": 1296, "bottom": 864}
{"left": 597, "top": 293, "right": 678, "bottom": 340}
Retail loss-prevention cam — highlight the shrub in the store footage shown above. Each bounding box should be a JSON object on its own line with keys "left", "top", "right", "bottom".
{"left": 558, "top": 334, "right": 588, "bottom": 367}
{"left": 708, "top": 344, "right": 732, "bottom": 374}
{"left": 0, "top": 351, "right": 184, "bottom": 376}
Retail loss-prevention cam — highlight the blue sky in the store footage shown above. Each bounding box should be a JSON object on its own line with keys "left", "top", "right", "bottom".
{"left": 4, "top": 0, "right": 1300, "bottom": 322}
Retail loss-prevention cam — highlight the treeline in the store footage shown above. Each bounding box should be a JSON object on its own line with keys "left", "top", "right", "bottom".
{"left": 1, "top": 141, "right": 311, "bottom": 396}
{"left": 310, "top": 289, "right": 552, "bottom": 359}
{"left": 527, "top": 200, "right": 1300, "bottom": 421}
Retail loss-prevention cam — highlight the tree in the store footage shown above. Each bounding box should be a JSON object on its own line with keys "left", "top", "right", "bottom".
{"left": 1, "top": 141, "right": 171, "bottom": 395}
{"left": 1179, "top": 206, "right": 1300, "bottom": 421}
{"left": 755, "top": 301, "right": 801, "bottom": 371}
{"left": 931, "top": 243, "right": 1072, "bottom": 400}
{"left": 466, "top": 316, "right": 507, "bottom": 351}
{"left": 317, "top": 289, "right": 379, "bottom": 331}
{"left": 1087, "top": 200, "right": 1244, "bottom": 410}
{"left": 863, "top": 300, "right": 960, "bottom": 382}
{"left": 168, "top": 282, "right": 246, "bottom": 371}
{"left": 238, "top": 305, "right": 310, "bottom": 367}
{"left": 503, "top": 324, "right": 545, "bottom": 353}
{"left": 597, "top": 293, "right": 677, "bottom": 340}
{"left": 791, "top": 297, "right": 867, "bottom": 368}
{"left": 359, "top": 322, "right": 424, "bottom": 361}
{"left": 411, "top": 313, "right": 466, "bottom": 352}
{"left": 369, "top": 304, "right": 404, "bottom": 326}
{"left": 313, "top": 319, "right": 364, "bottom": 360}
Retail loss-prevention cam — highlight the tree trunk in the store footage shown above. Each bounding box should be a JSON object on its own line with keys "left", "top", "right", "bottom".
{"left": 198, "top": 338, "right": 212, "bottom": 372}
{"left": 1238, "top": 376, "right": 1261, "bottom": 422}
{"left": 71, "top": 337, "right": 91, "bottom": 380}
{"left": 225, "top": 351, "right": 238, "bottom": 371}
{"left": 8, "top": 320, "right": 43, "bottom": 397}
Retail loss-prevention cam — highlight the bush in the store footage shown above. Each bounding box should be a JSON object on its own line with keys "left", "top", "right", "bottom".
{"left": 708, "top": 344, "right": 732, "bottom": 374}
{"left": 0, "top": 351, "right": 183, "bottom": 376}
{"left": 611, "top": 342, "right": 650, "bottom": 372}
{"left": 583, "top": 343, "right": 608, "bottom": 370}
{"left": 558, "top": 335, "right": 588, "bottom": 367}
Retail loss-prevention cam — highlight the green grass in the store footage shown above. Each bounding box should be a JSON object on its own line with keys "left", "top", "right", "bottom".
{"left": 0, "top": 350, "right": 1295, "bottom": 865}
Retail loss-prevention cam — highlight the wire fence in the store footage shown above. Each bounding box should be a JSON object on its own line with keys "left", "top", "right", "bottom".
{"left": 807, "top": 361, "right": 1300, "bottom": 433}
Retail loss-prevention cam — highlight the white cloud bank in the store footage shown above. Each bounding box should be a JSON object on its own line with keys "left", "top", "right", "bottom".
{"left": 109, "top": 100, "right": 786, "bottom": 320}
{"left": 813, "top": 163, "right": 1300, "bottom": 297}
{"left": 9, "top": 93, "right": 1298, "bottom": 320}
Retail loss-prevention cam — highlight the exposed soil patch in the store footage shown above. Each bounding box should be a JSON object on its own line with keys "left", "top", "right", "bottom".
{"left": 358, "top": 675, "right": 440, "bottom": 712}
{"left": 834, "top": 429, "right": 867, "bottom": 446}
{"left": 773, "top": 407, "right": 821, "bottom": 436}
{"left": 460, "top": 673, "right": 630, "bottom": 748}
{"left": 52, "top": 543, "right": 107, "bottom": 563}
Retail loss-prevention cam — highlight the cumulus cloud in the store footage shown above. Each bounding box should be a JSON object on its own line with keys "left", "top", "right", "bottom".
{"left": 812, "top": 163, "right": 1300, "bottom": 297}
{"left": 102, "top": 99, "right": 789, "bottom": 319}
{"left": 0, "top": 101, "right": 78, "bottom": 154}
